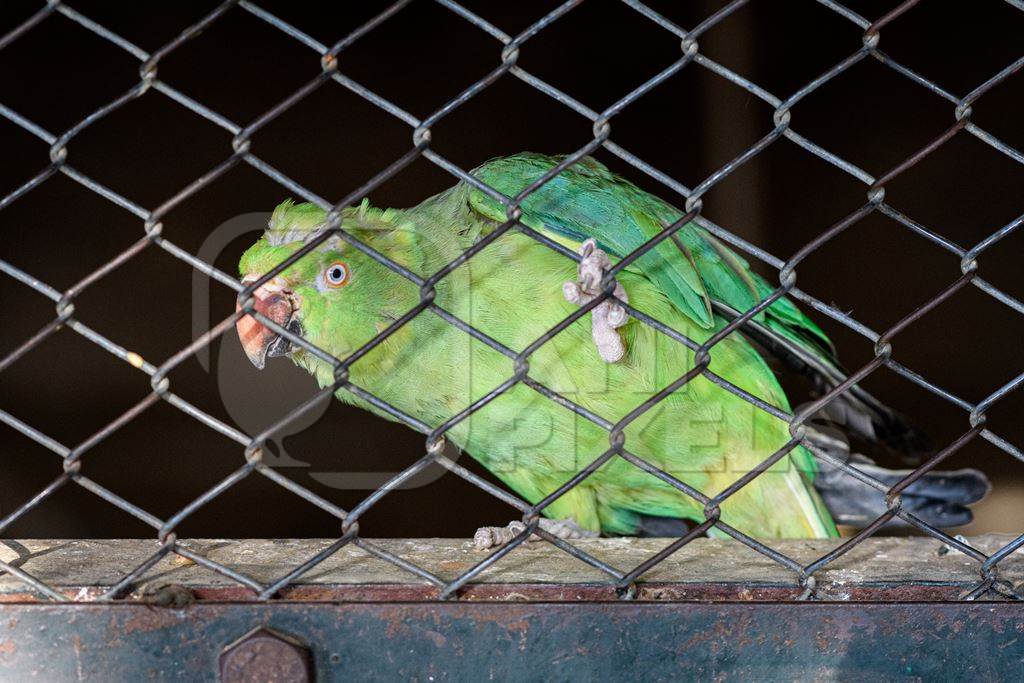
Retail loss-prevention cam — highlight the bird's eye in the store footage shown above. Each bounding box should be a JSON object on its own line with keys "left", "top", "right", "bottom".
{"left": 324, "top": 261, "right": 350, "bottom": 288}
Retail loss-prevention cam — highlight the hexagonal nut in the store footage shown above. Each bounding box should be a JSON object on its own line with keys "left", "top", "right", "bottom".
{"left": 219, "top": 626, "right": 312, "bottom": 682}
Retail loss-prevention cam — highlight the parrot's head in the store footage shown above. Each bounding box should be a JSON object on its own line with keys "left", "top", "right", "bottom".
{"left": 235, "top": 200, "right": 418, "bottom": 382}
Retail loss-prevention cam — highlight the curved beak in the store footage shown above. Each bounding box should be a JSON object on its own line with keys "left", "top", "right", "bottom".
{"left": 236, "top": 276, "right": 302, "bottom": 370}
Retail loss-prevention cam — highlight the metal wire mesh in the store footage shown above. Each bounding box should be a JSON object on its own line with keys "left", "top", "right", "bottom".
{"left": 1, "top": 0, "right": 1023, "bottom": 602}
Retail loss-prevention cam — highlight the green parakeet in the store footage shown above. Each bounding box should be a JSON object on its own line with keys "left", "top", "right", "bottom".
{"left": 236, "top": 153, "right": 987, "bottom": 540}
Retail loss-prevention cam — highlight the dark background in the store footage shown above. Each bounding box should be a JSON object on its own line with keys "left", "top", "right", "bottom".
{"left": 1, "top": 0, "right": 1021, "bottom": 539}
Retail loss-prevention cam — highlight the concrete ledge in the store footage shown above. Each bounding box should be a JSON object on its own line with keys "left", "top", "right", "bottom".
{"left": 1, "top": 535, "right": 1020, "bottom": 601}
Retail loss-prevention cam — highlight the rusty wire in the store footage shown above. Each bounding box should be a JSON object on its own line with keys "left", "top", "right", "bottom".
{"left": 1, "top": 0, "right": 1023, "bottom": 602}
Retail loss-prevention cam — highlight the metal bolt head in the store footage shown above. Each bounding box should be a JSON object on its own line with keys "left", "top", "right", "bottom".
{"left": 219, "top": 627, "right": 312, "bottom": 683}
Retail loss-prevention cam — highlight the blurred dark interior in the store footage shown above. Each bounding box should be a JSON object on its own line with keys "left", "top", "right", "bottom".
{"left": 0, "top": 0, "right": 1021, "bottom": 539}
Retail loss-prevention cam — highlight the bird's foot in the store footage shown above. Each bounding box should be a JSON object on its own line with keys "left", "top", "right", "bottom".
{"left": 472, "top": 517, "right": 599, "bottom": 550}
{"left": 563, "top": 238, "right": 629, "bottom": 363}
{"left": 473, "top": 520, "right": 527, "bottom": 550}
{"left": 536, "top": 517, "right": 601, "bottom": 542}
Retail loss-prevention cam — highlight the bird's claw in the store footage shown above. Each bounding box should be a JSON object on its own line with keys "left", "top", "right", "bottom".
{"left": 473, "top": 517, "right": 599, "bottom": 550}
{"left": 473, "top": 521, "right": 528, "bottom": 550}
{"left": 563, "top": 239, "right": 629, "bottom": 363}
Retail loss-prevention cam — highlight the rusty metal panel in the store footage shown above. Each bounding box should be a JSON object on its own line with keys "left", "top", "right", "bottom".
{"left": 1, "top": 602, "right": 1022, "bottom": 680}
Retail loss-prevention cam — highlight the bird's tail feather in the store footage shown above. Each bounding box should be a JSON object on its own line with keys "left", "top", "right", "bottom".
{"left": 804, "top": 421, "right": 990, "bottom": 529}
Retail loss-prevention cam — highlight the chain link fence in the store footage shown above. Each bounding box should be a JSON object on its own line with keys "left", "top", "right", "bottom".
{"left": 0, "top": 0, "right": 1022, "bottom": 603}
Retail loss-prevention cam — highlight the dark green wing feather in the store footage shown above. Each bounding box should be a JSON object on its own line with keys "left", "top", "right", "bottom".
{"left": 468, "top": 152, "right": 834, "bottom": 359}
{"left": 469, "top": 154, "right": 715, "bottom": 328}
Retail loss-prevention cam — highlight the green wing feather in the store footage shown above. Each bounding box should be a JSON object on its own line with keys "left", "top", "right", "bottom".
{"left": 468, "top": 152, "right": 837, "bottom": 367}
{"left": 466, "top": 153, "right": 851, "bottom": 483}
{"left": 469, "top": 154, "right": 715, "bottom": 328}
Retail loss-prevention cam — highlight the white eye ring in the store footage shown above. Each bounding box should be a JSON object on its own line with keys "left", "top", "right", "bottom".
{"left": 324, "top": 261, "right": 350, "bottom": 288}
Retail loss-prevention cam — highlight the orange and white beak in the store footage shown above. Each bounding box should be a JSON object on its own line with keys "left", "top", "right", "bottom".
{"left": 236, "top": 275, "right": 302, "bottom": 369}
